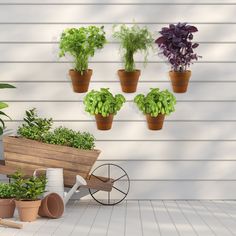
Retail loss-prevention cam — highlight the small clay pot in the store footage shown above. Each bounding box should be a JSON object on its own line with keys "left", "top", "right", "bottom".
{"left": 15, "top": 200, "right": 41, "bottom": 222}
{"left": 169, "top": 70, "right": 191, "bottom": 93}
{"left": 118, "top": 69, "right": 141, "bottom": 93}
{"left": 146, "top": 114, "right": 165, "bottom": 130}
{"left": 69, "top": 69, "right": 93, "bottom": 93}
{"left": 0, "top": 198, "right": 15, "bottom": 218}
{"left": 95, "top": 114, "right": 114, "bottom": 130}
{"left": 38, "top": 193, "right": 64, "bottom": 219}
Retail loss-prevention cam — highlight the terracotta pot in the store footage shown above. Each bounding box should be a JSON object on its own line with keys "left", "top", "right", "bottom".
{"left": 0, "top": 198, "right": 15, "bottom": 218}
{"left": 146, "top": 114, "right": 165, "bottom": 130}
{"left": 69, "top": 69, "right": 92, "bottom": 93}
{"left": 95, "top": 114, "right": 114, "bottom": 130}
{"left": 118, "top": 69, "right": 141, "bottom": 93}
{"left": 169, "top": 70, "right": 191, "bottom": 93}
{"left": 15, "top": 200, "right": 41, "bottom": 222}
{"left": 38, "top": 193, "right": 64, "bottom": 219}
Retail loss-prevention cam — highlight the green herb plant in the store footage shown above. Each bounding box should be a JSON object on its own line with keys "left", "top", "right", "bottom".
{"left": 113, "top": 24, "right": 153, "bottom": 72}
{"left": 10, "top": 171, "right": 47, "bottom": 201}
{"left": 18, "top": 109, "right": 95, "bottom": 150}
{"left": 0, "top": 183, "right": 15, "bottom": 199}
{"left": 84, "top": 88, "right": 126, "bottom": 117}
{"left": 0, "top": 83, "right": 15, "bottom": 135}
{"left": 134, "top": 88, "right": 176, "bottom": 117}
{"left": 59, "top": 26, "right": 106, "bottom": 74}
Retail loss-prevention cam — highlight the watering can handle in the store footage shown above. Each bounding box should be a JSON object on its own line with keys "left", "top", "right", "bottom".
{"left": 33, "top": 168, "right": 47, "bottom": 177}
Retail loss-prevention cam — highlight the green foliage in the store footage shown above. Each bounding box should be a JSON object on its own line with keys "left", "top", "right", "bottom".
{"left": 0, "top": 183, "right": 15, "bottom": 198}
{"left": 17, "top": 109, "right": 95, "bottom": 150}
{"left": 83, "top": 88, "right": 126, "bottom": 117}
{"left": 10, "top": 171, "right": 47, "bottom": 201}
{"left": 134, "top": 88, "right": 176, "bottom": 117}
{"left": 0, "top": 83, "right": 15, "bottom": 135}
{"left": 59, "top": 26, "right": 106, "bottom": 73}
{"left": 113, "top": 24, "right": 153, "bottom": 72}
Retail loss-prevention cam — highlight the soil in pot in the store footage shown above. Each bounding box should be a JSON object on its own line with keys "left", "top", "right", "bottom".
{"left": 95, "top": 114, "right": 114, "bottom": 130}
{"left": 118, "top": 69, "right": 141, "bottom": 93}
{"left": 146, "top": 114, "right": 165, "bottom": 130}
{"left": 38, "top": 193, "right": 64, "bottom": 219}
{"left": 15, "top": 200, "right": 41, "bottom": 222}
{"left": 169, "top": 70, "right": 191, "bottom": 93}
{"left": 69, "top": 69, "right": 93, "bottom": 93}
{"left": 0, "top": 199, "right": 15, "bottom": 218}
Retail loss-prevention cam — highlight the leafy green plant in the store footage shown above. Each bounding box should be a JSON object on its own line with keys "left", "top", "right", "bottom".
{"left": 18, "top": 109, "right": 95, "bottom": 150}
{"left": 10, "top": 171, "right": 47, "bottom": 201}
{"left": 0, "top": 183, "right": 15, "bottom": 198}
{"left": 0, "top": 83, "right": 15, "bottom": 135}
{"left": 83, "top": 88, "right": 126, "bottom": 117}
{"left": 59, "top": 26, "right": 106, "bottom": 73}
{"left": 134, "top": 88, "right": 176, "bottom": 117}
{"left": 113, "top": 24, "right": 153, "bottom": 72}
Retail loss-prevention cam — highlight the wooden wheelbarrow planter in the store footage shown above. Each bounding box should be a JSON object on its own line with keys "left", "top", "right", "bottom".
{"left": 0, "top": 136, "right": 130, "bottom": 205}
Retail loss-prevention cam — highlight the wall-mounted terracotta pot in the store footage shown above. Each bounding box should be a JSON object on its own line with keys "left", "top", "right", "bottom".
{"left": 95, "top": 114, "right": 114, "bottom": 130}
{"left": 146, "top": 114, "right": 165, "bottom": 130}
{"left": 118, "top": 69, "right": 141, "bottom": 93}
{"left": 169, "top": 70, "right": 191, "bottom": 93}
{"left": 15, "top": 200, "right": 41, "bottom": 222}
{"left": 69, "top": 69, "right": 93, "bottom": 93}
{"left": 0, "top": 199, "right": 15, "bottom": 218}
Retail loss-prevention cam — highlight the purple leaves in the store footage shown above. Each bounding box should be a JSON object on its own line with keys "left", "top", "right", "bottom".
{"left": 155, "top": 22, "right": 200, "bottom": 72}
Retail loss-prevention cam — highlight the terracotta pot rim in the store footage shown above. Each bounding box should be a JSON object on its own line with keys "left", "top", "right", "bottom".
{"left": 169, "top": 70, "right": 191, "bottom": 74}
{"left": 15, "top": 199, "right": 41, "bottom": 202}
{"left": 95, "top": 113, "right": 114, "bottom": 117}
{"left": 118, "top": 69, "right": 141, "bottom": 73}
{"left": 146, "top": 113, "right": 165, "bottom": 117}
{"left": 69, "top": 69, "right": 92, "bottom": 73}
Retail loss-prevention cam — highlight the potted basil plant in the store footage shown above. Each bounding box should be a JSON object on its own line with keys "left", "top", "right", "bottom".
{"left": 59, "top": 26, "right": 106, "bottom": 93}
{"left": 0, "top": 183, "right": 16, "bottom": 218}
{"left": 84, "top": 88, "right": 126, "bottom": 130}
{"left": 155, "top": 22, "right": 200, "bottom": 93}
{"left": 113, "top": 24, "right": 153, "bottom": 93}
{"left": 11, "top": 171, "right": 47, "bottom": 222}
{"left": 134, "top": 88, "right": 176, "bottom": 130}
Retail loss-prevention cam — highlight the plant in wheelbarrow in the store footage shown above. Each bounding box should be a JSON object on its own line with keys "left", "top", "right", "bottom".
{"left": 155, "top": 22, "right": 200, "bottom": 93}
{"left": 113, "top": 24, "right": 153, "bottom": 93}
{"left": 0, "top": 183, "right": 16, "bottom": 218}
{"left": 83, "top": 88, "right": 126, "bottom": 130}
{"left": 134, "top": 88, "right": 176, "bottom": 130}
{"left": 59, "top": 26, "right": 106, "bottom": 93}
{"left": 10, "top": 171, "right": 47, "bottom": 222}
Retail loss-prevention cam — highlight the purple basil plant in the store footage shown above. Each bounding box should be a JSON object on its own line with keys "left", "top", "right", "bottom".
{"left": 155, "top": 22, "right": 200, "bottom": 72}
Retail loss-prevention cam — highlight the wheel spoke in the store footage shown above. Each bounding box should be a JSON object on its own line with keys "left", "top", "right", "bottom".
{"left": 92, "top": 189, "right": 100, "bottom": 195}
{"left": 91, "top": 174, "right": 106, "bottom": 183}
{"left": 112, "top": 186, "right": 127, "bottom": 195}
{"left": 112, "top": 174, "right": 127, "bottom": 183}
{"left": 108, "top": 191, "right": 110, "bottom": 205}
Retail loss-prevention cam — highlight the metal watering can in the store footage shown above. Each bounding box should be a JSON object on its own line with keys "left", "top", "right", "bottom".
{"left": 33, "top": 168, "right": 87, "bottom": 218}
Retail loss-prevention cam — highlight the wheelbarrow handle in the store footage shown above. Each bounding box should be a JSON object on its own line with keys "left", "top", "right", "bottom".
{"left": 0, "top": 218, "right": 23, "bottom": 229}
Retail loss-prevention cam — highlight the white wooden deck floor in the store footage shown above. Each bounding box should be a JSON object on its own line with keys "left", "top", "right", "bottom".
{"left": 1, "top": 200, "right": 236, "bottom": 236}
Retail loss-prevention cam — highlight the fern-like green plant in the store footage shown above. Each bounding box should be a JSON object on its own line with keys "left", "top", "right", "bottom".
{"left": 83, "top": 88, "right": 126, "bottom": 117}
{"left": 113, "top": 24, "right": 153, "bottom": 72}
{"left": 134, "top": 88, "right": 176, "bottom": 117}
{"left": 59, "top": 26, "right": 106, "bottom": 74}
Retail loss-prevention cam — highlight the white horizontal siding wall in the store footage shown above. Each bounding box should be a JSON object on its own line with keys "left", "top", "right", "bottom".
{"left": 0, "top": 0, "right": 236, "bottom": 199}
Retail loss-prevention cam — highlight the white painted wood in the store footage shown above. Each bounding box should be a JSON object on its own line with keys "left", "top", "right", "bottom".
{"left": 125, "top": 201, "right": 142, "bottom": 236}
{"left": 0, "top": 43, "right": 235, "bottom": 62}
{"left": 1, "top": 82, "right": 236, "bottom": 101}
{"left": 163, "top": 201, "right": 197, "bottom": 236}
{"left": 1, "top": 63, "right": 236, "bottom": 82}
{"left": 151, "top": 200, "right": 179, "bottom": 236}
{"left": 1, "top": 24, "right": 236, "bottom": 43}
{"left": 188, "top": 201, "right": 232, "bottom": 236}
{"left": 177, "top": 200, "right": 215, "bottom": 236}
{"left": 139, "top": 200, "right": 160, "bottom": 236}
{"left": 214, "top": 201, "right": 236, "bottom": 219}
{"left": 0, "top": 5, "right": 235, "bottom": 23}
{"left": 4, "top": 121, "right": 236, "bottom": 140}
{"left": 4, "top": 101, "right": 236, "bottom": 121}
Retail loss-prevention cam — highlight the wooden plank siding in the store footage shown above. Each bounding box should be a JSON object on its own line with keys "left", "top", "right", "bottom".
{"left": 0, "top": 0, "right": 236, "bottom": 199}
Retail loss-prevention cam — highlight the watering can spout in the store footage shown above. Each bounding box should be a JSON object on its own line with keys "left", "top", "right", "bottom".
{"left": 63, "top": 175, "right": 87, "bottom": 205}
